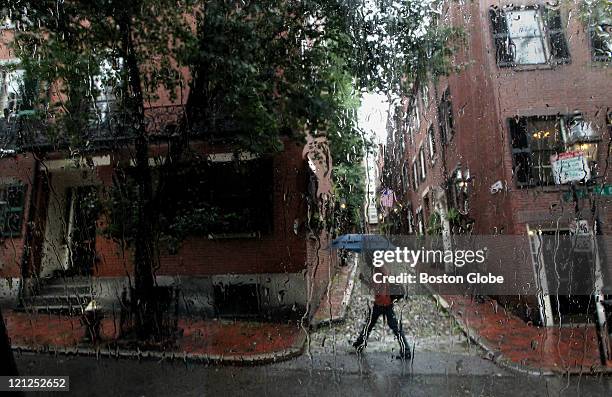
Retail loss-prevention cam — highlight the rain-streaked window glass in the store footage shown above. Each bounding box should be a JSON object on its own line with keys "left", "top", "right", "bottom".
{"left": 511, "top": 114, "right": 601, "bottom": 186}
{"left": 490, "top": 5, "right": 570, "bottom": 67}
{"left": 506, "top": 9, "right": 548, "bottom": 65}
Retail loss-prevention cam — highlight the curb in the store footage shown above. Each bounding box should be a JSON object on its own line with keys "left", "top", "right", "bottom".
{"left": 311, "top": 257, "right": 359, "bottom": 329}
{"left": 430, "top": 293, "right": 612, "bottom": 376}
{"left": 11, "top": 331, "right": 307, "bottom": 366}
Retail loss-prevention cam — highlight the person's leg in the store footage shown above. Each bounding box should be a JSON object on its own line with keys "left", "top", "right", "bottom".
{"left": 353, "top": 304, "right": 383, "bottom": 349}
{"left": 385, "top": 305, "right": 410, "bottom": 358}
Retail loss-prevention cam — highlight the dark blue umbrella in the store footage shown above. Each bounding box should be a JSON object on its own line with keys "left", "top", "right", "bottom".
{"left": 331, "top": 234, "right": 395, "bottom": 252}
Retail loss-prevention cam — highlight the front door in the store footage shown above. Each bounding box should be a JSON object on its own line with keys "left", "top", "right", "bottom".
{"left": 66, "top": 186, "right": 99, "bottom": 276}
{"left": 540, "top": 230, "right": 596, "bottom": 324}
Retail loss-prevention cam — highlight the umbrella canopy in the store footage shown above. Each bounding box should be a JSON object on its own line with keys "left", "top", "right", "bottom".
{"left": 331, "top": 234, "right": 395, "bottom": 252}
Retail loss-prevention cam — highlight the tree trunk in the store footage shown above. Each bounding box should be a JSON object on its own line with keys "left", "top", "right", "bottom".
{"left": 118, "top": 12, "right": 156, "bottom": 340}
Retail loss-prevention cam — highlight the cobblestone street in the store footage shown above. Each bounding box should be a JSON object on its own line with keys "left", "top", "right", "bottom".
{"left": 308, "top": 278, "right": 480, "bottom": 358}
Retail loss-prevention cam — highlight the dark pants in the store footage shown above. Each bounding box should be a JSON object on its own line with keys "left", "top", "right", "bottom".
{"left": 354, "top": 304, "right": 409, "bottom": 355}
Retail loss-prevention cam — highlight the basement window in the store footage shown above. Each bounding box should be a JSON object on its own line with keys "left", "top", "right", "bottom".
{"left": 214, "top": 283, "right": 262, "bottom": 317}
{"left": 489, "top": 5, "right": 570, "bottom": 67}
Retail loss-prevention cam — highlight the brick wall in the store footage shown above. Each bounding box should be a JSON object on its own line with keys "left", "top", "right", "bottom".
{"left": 0, "top": 154, "right": 36, "bottom": 278}
{"left": 399, "top": 0, "right": 611, "bottom": 237}
{"left": 91, "top": 140, "right": 323, "bottom": 278}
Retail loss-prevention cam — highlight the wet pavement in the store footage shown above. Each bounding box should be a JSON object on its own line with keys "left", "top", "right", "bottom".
{"left": 308, "top": 278, "right": 476, "bottom": 357}
{"left": 14, "top": 351, "right": 612, "bottom": 396}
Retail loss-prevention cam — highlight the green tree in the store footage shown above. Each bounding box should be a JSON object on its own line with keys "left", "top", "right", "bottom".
{"left": 7, "top": 0, "right": 461, "bottom": 338}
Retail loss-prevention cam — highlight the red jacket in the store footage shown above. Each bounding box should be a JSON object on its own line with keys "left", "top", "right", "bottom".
{"left": 373, "top": 278, "right": 392, "bottom": 306}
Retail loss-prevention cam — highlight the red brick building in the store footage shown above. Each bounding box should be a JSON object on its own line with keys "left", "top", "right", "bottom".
{"left": 386, "top": 0, "right": 611, "bottom": 325}
{"left": 0, "top": 22, "right": 333, "bottom": 319}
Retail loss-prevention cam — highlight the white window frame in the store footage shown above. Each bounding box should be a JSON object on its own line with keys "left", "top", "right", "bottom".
{"left": 505, "top": 8, "right": 550, "bottom": 65}
{"left": 427, "top": 125, "right": 436, "bottom": 162}
{"left": 419, "top": 146, "right": 426, "bottom": 181}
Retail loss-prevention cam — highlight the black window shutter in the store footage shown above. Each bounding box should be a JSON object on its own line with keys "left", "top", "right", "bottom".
{"left": 544, "top": 8, "right": 571, "bottom": 63}
{"left": 509, "top": 118, "right": 531, "bottom": 185}
{"left": 591, "top": 24, "right": 612, "bottom": 62}
{"left": 489, "top": 8, "right": 514, "bottom": 67}
{"left": 437, "top": 102, "right": 446, "bottom": 144}
{"left": 0, "top": 184, "right": 27, "bottom": 237}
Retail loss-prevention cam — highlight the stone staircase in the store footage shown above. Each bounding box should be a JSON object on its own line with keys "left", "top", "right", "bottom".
{"left": 22, "top": 277, "right": 94, "bottom": 315}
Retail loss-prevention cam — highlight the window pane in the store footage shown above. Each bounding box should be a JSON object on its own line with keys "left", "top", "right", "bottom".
{"left": 506, "top": 10, "right": 541, "bottom": 38}
{"left": 505, "top": 10, "right": 547, "bottom": 64}
{"left": 512, "top": 37, "right": 547, "bottom": 64}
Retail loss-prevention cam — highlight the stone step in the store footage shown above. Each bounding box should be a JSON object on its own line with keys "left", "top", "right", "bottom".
{"left": 26, "top": 294, "right": 92, "bottom": 307}
{"left": 41, "top": 284, "right": 92, "bottom": 295}
{"left": 26, "top": 304, "right": 84, "bottom": 315}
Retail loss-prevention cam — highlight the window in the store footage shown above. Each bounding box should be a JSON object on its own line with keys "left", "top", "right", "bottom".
{"left": 420, "top": 83, "right": 429, "bottom": 110}
{"left": 407, "top": 206, "right": 414, "bottom": 234}
{"left": 419, "top": 146, "right": 427, "bottom": 181}
{"left": 160, "top": 158, "right": 274, "bottom": 236}
{"left": 509, "top": 114, "right": 599, "bottom": 186}
{"left": 438, "top": 88, "right": 453, "bottom": 143}
{"left": 401, "top": 162, "right": 410, "bottom": 192}
{"left": 489, "top": 6, "right": 570, "bottom": 67}
{"left": 427, "top": 125, "right": 436, "bottom": 161}
{"left": 92, "top": 58, "right": 122, "bottom": 123}
{"left": 449, "top": 169, "right": 468, "bottom": 215}
{"left": 410, "top": 102, "right": 420, "bottom": 134}
{"left": 0, "top": 62, "right": 25, "bottom": 118}
{"left": 412, "top": 161, "right": 419, "bottom": 190}
{"left": 588, "top": 5, "right": 611, "bottom": 62}
{"left": 1, "top": 13, "right": 14, "bottom": 30}
{"left": 416, "top": 207, "right": 424, "bottom": 235}
{"left": 0, "top": 183, "right": 26, "bottom": 237}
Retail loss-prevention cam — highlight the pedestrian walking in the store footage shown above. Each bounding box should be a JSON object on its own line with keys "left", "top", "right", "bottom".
{"left": 352, "top": 268, "right": 411, "bottom": 359}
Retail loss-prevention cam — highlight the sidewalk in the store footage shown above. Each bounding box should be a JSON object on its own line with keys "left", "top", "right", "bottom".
{"left": 435, "top": 295, "right": 612, "bottom": 375}
{"left": 311, "top": 257, "right": 358, "bottom": 328}
{"left": 4, "top": 310, "right": 307, "bottom": 364}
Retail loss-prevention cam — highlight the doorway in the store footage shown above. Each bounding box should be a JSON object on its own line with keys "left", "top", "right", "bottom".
{"left": 40, "top": 169, "right": 100, "bottom": 278}
{"left": 533, "top": 229, "right": 597, "bottom": 325}
{"left": 64, "top": 186, "right": 99, "bottom": 276}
